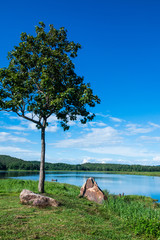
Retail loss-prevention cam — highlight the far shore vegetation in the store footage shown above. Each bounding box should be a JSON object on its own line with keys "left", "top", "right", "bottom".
{"left": 1, "top": 155, "right": 160, "bottom": 177}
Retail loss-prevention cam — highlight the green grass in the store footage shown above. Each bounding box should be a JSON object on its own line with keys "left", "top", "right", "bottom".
{"left": 0, "top": 179, "right": 159, "bottom": 240}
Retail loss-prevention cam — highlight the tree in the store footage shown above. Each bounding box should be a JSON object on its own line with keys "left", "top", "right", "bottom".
{"left": 0, "top": 22, "right": 100, "bottom": 193}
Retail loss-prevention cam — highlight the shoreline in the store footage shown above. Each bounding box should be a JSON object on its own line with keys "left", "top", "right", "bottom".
{"left": 1, "top": 169, "right": 160, "bottom": 177}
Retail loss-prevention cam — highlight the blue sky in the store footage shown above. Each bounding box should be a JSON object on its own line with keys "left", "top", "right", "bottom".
{"left": 1, "top": 0, "right": 160, "bottom": 165}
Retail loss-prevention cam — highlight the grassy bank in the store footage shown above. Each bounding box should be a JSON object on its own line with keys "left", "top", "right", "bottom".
{"left": 0, "top": 179, "right": 160, "bottom": 239}
{"left": 105, "top": 171, "right": 160, "bottom": 177}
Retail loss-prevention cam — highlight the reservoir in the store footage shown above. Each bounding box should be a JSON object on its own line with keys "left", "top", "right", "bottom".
{"left": 1, "top": 171, "right": 160, "bottom": 201}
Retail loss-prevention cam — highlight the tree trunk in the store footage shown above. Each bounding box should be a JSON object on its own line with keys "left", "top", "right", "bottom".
{"left": 38, "top": 125, "right": 45, "bottom": 193}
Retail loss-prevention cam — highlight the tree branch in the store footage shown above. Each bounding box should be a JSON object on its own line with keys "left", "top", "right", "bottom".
{"left": 17, "top": 112, "right": 42, "bottom": 127}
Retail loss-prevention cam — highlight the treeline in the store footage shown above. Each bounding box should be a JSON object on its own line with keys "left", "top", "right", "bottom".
{"left": 0, "top": 155, "right": 160, "bottom": 172}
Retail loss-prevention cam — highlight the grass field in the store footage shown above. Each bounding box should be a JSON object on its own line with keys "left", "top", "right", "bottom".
{"left": 0, "top": 179, "right": 160, "bottom": 240}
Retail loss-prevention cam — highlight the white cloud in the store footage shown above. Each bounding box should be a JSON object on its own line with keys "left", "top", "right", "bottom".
{"left": 96, "top": 113, "right": 124, "bottom": 123}
{"left": 125, "top": 123, "right": 154, "bottom": 135}
{"left": 81, "top": 156, "right": 160, "bottom": 165}
{"left": 96, "top": 113, "right": 109, "bottom": 118}
{"left": 27, "top": 122, "right": 38, "bottom": 130}
{"left": 109, "top": 116, "right": 123, "bottom": 123}
{"left": 0, "top": 146, "right": 41, "bottom": 160}
{"left": 9, "top": 116, "right": 19, "bottom": 120}
{"left": 46, "top": 125, "right": 59, "bottom": 132}
{"left": 153, "top": 156, "right": 160, "bottom": 161}
{"left": 48, "top": 115, "right": 59, "bottom": 123}
{"left": 2, "top": 111, "right": 160, "bottom": 166}
{"left": 82, "top": 156, "right": 113, "bottom": 164}
{"left": 0, "top": 132, "right": 10, "bottom": 140}
{"left": 0, "top": 146, "right": 30, "bottom": 153}
{"left": 2, "top": 112, "right": 10, "bottom": 116}
{"left": 148, "top": 122, "right": 160, "bottom": 128}
{"left": 88, "top": 121, "right": 107, "bottom": 127}
{"left": 13, "top": 132, "right": 29, "bottom": 136}
{"left": 139, "top": 136, "right": 160, "bottom": 142}
{"left": 0, "top": 132, "right": 30, "bottom": 143}
{"left": 82, "top": 146, "right": 153, "bottom": 158}
{"left": 82, "top": 156, "right": 94, "bottom": 164}
{"left": 4, "top": 125, "right": 26, "bottom": 131}
{"left": 53, "top": 126, "right": 122, "bottom": 148}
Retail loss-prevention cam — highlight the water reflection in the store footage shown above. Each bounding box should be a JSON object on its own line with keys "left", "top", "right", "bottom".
{"left": 0, "top": 171, "right": 39, "bottom": 179}
{"left": 0, "top": 171, "right": 160, "bottom": 201}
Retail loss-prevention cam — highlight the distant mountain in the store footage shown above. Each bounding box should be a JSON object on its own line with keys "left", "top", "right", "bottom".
{"left": 1, "top": 155, "right": 160, "bottom": 172}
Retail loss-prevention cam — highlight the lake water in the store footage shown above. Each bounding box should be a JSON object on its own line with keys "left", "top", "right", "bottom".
{"left": 1, "top": 171, "right": 160, "bottom": 202}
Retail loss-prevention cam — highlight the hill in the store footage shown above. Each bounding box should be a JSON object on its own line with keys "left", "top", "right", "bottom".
{"left": 0, "top": 155, "right": 25, "bottom": 169}
{"left": 1, "top": 155, "right": 160, "bottom": 172}
{"left": 0, "top": 155, "right": 76, "bottom": 171}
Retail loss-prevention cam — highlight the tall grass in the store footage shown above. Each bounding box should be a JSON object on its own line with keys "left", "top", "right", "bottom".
{"left": 104, "top": 194, "right": 160, "bottom": 237}
{"left": 0, "top": 178, "right": 80, "bottom": 196}
{"left": 0, "top": 179, "right": 39, "bottom": 193}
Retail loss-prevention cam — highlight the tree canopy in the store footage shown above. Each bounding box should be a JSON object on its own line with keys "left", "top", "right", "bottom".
{"left": 0, "top": 22, "right": 100, "bottom": 192}
{"left": 0, "top": 22, "right": 100, "bottom": 129}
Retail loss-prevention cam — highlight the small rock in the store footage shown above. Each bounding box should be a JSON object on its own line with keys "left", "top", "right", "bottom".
{"left": 79, "top": 177, "right": 107, "bottom": 204}
{"left": 20, "top": 189, "right": 59, "bottom": 207}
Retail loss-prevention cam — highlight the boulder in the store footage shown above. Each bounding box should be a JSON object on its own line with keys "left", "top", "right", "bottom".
{"left": 79, "top": 177, "right": 107, "bottom": 204}
{"left": 20, "top": 189, "right": 59, "bottom": 207}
